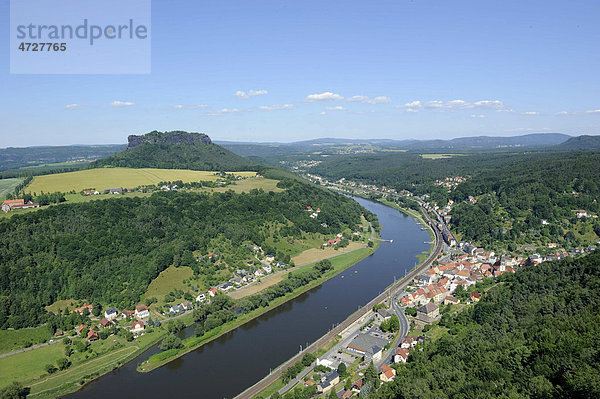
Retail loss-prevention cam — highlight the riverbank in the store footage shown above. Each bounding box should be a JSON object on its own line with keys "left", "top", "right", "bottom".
{"left": 138, "top": 240, "right": 380, "bottom": 372}
{"left": 236, "top": 197, "right": 441, "bottom": 399}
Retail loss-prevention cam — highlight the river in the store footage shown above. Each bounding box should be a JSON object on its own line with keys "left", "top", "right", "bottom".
{"left": 66, "top": 197, "right": 430, "bottom": 399}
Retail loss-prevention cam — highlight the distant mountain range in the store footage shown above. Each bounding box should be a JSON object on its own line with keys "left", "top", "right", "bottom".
{"left": 217, "top": 133, "right": 579, "bottom": 156}
{"left": 2, "top": 133, "right": 599, "bottom": 176}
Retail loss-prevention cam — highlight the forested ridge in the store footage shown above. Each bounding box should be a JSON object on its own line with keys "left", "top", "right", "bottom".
{"left": 370, "top": 251, "right": 600, "bottom": 399}
{"left": 0, "top": 179, "right": 369, "bottom": 329}
{"left": 449, "top": 152, "right": 600, "bottom": 246}
{"left": 312, "top": 151, "right": 600, "bottom": 247}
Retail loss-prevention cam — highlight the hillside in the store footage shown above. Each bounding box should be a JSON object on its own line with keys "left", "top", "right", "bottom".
{"left": 0, "top": 179, "right": 370, "bottom": 329}
{"left": 551, "top": 135, "right": 600, "bottom": 151}
{"left": 93, "top": 131, "right": 259, "bottom": 171}
{"left": 370, "top": 251, "right": 600, "bottom": 399}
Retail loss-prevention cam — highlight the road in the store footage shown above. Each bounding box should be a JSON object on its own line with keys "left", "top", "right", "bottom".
{"left": 234, "top": 201, "right": 443, "bottom": 399}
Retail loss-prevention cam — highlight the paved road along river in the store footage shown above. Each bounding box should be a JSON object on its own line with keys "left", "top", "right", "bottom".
{"left": 66, "top": 197, "right": 430, "bottom": 399}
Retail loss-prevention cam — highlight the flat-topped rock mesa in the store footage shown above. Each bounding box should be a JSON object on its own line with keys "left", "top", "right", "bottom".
{"left": 127, "top": 131, "right": 212, "bottom": 149}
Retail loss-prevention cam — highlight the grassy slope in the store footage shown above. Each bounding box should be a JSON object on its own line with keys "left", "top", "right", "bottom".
{"left": 25, "top": 167, "right": 257, "bottom": 194}
{"left": 0, "top": 326, "right": 52, "bottom": 354}
{"left": 0, "top": 178, "right": 23, "bottom": 199}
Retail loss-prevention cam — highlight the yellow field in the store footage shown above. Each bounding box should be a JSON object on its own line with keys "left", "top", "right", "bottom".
{"left": 25, "top": 168, "right": 257, "bottom": 194}
{"left": 291, "top": 241, "right": 365, "bottom": 265}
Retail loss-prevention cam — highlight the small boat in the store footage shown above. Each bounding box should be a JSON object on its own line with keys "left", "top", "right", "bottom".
{"left": 341, "top": 275, "right": 345, "bottom": 278}
{"left": 354, "top": 270, "right": 358, "bottom": 274}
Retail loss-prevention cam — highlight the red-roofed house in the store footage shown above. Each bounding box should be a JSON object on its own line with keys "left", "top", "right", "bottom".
{"left": 73, "top": 303, "right": 93, "bottom": 315}
{"left": 87, "top": 329, "right": 98, "bottom": 342}
{"left": 394, "top": 347, "right": 410, "bottom": 363}
{"left": 380, "top": 365, "right": 396, "bottom": 382}
{"left": 135, "top": 305, "right": 150, "bottom": 319}
{"left": 76, "top": 324, "right": 87, "bottom": 335}
{"left": 131, "top": 320, "right": 145, "bottom": 333}
{"left": 99, "top": 318, "right": 111, "bottom": 328}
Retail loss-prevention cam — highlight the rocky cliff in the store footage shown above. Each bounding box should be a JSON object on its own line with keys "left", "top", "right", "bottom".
{"left": 127, "top": 131, "right": 212, "bottom": 149}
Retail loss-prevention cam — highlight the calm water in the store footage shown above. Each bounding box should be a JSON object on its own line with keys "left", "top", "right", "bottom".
{"left": 66, "top": 197, "right": 429, "bottom": 399}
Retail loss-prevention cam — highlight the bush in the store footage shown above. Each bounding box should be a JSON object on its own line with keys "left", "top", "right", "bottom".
{"left": 45, "top": 364, "right": 57, "bottom": 374}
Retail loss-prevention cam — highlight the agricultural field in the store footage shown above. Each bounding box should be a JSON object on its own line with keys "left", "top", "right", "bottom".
{"left": 291, "top": 241, "right": 365, "bottom": 265}
{"left": 0, "top": 177, "right": 23, "bottom": 199}
{"left": 25, "top": 167, "right": 257, "bottom": 194}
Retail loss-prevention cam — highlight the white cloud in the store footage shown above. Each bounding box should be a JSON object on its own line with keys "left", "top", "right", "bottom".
{"left": 173, "top": 104, "right": 208, "bottom": 110}
{"left": 403, "top": 100, "right": 422, "bottom": 108}
{"left": 521, "top": 111, "right": 539, "bottom": 115}
{"left": 585, "top": 109, "right": 600, "bottom": 114}
{"left": 305, "top": 92, "right": 344, "bottom": 102}
{"left": 325, "top": 106, "right": 345, "bottom": 111}
{"left": 258, "top": 104, "right": 294, "bottom": 111}
{"left": 320, "top": 111, "right": 327, "bottom": 115}
{"left": 405, "top": 108, "right": 419, "bottom": 113}
{"left": 111, "top": 101, "right": 135, "bottom": 107}
{"left": 347, "top": 95, "right": 391, "bottom": 104}
{"left": 496, "top": 109, "right": 515, "bottom": 113}
{"left": 471, "top": 114, "right": 486, "bottom": 118}
{"left": 556, "top": 111, "right": 570, "bottom": 115}
{"left": 472, "top": 100, "right": 504, "bottom": 109}
{"left": 235, "top": 90, "right": 268, "bottom": 99}
{"left": 207, "top": 108, "right": 242, "bottom": 116}
{"left": 423, "top": 99, "right": 505, "bottom": 110}
{"left": 65, "top": 104, "right": 86, "bottom": 109}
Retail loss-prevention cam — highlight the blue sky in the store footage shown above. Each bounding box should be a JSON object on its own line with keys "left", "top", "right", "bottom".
{"left": 1, "top": 0, "right": 599, "bottom": 147}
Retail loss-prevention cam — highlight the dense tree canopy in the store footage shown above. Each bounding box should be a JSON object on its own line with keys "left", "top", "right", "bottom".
{"left": 0, "top": 179, "right": 369, "bottom": 329}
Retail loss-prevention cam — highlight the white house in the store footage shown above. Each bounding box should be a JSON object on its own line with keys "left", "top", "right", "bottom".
{"left": 131, "top": 320, "right": 145, "bottom": 333}
{"left": 196, "top": 293, "right": 206, "bottom": 302}
{"left": 104, "top": 307, "right": 118, "bottom": 321}
{"left": 135, "top": 305, "right": 150, "bottom": 319}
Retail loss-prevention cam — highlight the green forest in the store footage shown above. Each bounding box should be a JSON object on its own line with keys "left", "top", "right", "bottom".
{"left": 0, "top": 179, "right": 369, "bottom": 329}
{"left": 311, "top": 151, "right": 600, "bottom": 247}
{"left": 369, "top": 250, "right": 600, "bottom": 399}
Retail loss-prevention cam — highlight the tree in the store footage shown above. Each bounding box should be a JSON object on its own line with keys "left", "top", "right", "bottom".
{"left": 302, "top": 352, "right": 316, "bottom": 367}
{"left": 0, "top": 382, "right": 29, "bottom": 399}
{"left": 194, "top": 324, "right": 204, "bottom": 337}
{"left": 337, "top": 362, "right": 347, "bottom": 377}
{"left": 160, "top": 334, "right": 183, "bottom": 350}
{"left": 344, "top": 378, "right": 352, "bottom": 390}
{"left": 56, "top": 358, "right": 71, "bottom": 370}
{"left": 45, "top": 364, "right": 58, "bottom": 374}
{"left": 364, "top": 361, "right": 378, "bottom": 386}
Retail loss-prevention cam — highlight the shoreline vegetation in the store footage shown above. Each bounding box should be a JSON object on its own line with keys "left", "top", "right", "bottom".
{"left": 138, "top": 239, "right": 380, "bottom": 372}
